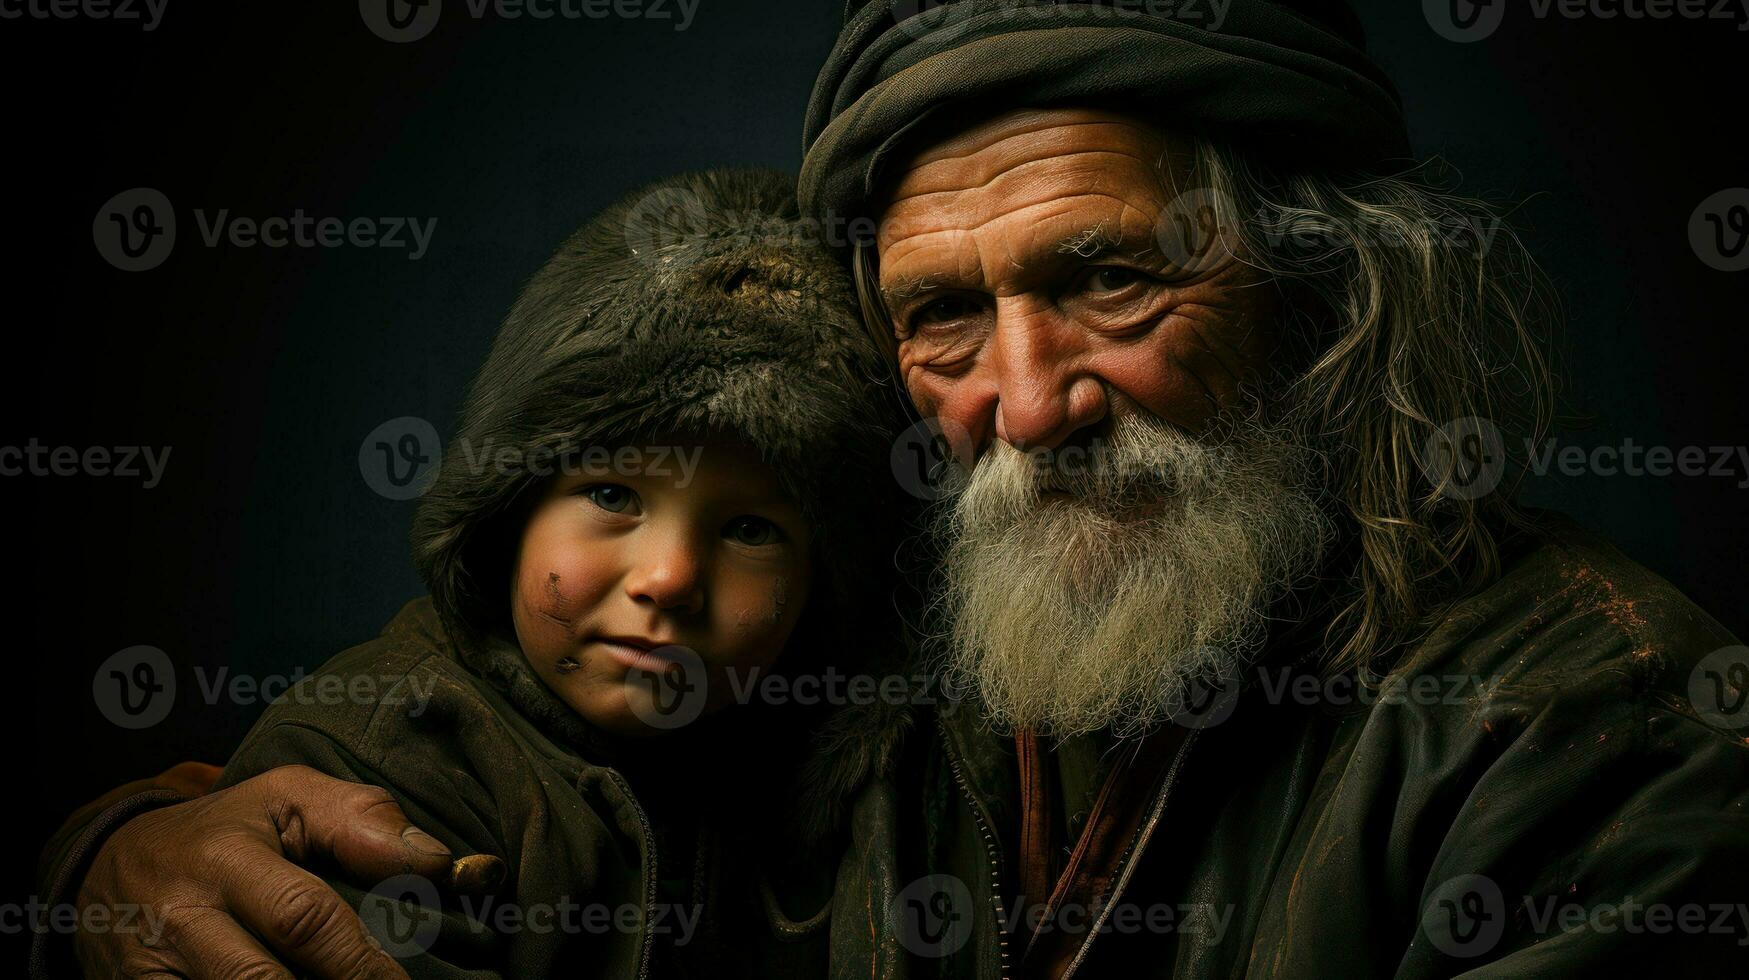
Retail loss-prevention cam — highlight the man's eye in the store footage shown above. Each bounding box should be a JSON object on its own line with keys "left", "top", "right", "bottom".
{"left": 724, "top": 516, "right": 783, "bottom": 547}
{"left": 913, "top": 296, "right": 978, "bottom": 327}
{"left": 1086, "top": 267, "right": 1143, "bottom": 293}
{"left": 580, "top": 484, "right": 638, "bottom": 514}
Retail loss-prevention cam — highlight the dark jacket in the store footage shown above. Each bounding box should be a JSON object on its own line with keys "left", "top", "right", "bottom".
{"left": 211, "top": 596, "right": 881, "bottom": 979}
{"left": 831, "top": 514, "right": 1749, "bottom": 979}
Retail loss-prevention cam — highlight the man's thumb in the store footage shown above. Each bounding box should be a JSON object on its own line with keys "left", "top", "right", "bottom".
{"left": 262, "top": 766, "right": 455, "bottom": 885}
{"left": 333, "top": 788, "right": 457, "bottom": 882}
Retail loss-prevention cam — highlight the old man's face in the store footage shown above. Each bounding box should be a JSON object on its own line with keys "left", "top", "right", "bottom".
{"left": 876, "top": 107, "right": 1331, "bottom": 736}
{"left": 876, "top": 106, "right": 1286, "bottom": 450}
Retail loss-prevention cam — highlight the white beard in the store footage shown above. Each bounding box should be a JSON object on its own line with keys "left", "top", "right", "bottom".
{"left": 930, "top": 412, "right": 1332, "bottom": 738}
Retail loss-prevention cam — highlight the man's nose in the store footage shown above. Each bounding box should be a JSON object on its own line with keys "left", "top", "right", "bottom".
{"left": 623, "top": 532, "right": 705, "bottom": 615}
{"left": 988, "top": 312, "right": 1108, "bottom": 451}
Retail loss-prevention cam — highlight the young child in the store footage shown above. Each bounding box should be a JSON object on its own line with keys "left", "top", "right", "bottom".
{"left": 213, "top": 170, "right": 909, "bottom": 978}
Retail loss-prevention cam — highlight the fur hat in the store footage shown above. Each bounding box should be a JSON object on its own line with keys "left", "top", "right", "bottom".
{"left": 411, "top": 168, "right": 907, "bottom": 675}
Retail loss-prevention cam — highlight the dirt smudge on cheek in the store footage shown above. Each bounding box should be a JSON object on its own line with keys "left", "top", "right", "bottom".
{"left": 533, "top": 571, "right": 577, "bottom": 631}
{"left": 732, "top": 577, "right": 790, "bottom": 633}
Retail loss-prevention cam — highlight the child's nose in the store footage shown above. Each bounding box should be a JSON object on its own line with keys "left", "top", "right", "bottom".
{"left": 623, "top": 545, "right": 705, "bottom": 615}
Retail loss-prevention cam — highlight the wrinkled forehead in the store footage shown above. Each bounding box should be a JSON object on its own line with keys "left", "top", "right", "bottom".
{"left": 871, "top": 106, "right": 1198, "bottom": 285}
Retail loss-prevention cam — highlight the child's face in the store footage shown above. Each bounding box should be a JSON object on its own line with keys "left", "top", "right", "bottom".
{"left": 509, "top": 440, "right": 813, "bottom": 736}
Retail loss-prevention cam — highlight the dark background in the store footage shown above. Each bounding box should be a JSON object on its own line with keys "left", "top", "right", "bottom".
{"left": 7, "top": 0, "right": 1745, "bottom": 932}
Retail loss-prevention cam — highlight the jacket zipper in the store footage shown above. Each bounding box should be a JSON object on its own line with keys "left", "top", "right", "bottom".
{"left": 603, "top": 769, "right": 661, "bottom": 980}
{"left": 1059, "top": 729, "right": 1198, "bottom": 980}
{"left": 940, "top": 724, "right": 1014, "bottom": 980}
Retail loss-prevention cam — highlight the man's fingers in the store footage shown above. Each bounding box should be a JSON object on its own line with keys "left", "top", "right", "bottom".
{"left": 164, "top": 906, "right": 296, "bottom": 980}
{"left": 69, "top": 767, "right": 444, "bottom": 980}
{"left": 254, "top": 765, "right": 453, "bottom": 882}
{"left": 77, "top": 909, "right": 188, "bottom": 980}
{"left": 220, "top": 856, "right": 412, "bottom": 980}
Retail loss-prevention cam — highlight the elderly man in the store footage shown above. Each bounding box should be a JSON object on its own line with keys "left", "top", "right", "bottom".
{"left": 37, "top": 2, "right": 1749, "bottom": 978}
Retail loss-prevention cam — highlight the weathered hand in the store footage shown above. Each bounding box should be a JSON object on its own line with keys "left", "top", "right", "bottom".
{"left": 72, "top": 764, "right": 458, "bottom": 979}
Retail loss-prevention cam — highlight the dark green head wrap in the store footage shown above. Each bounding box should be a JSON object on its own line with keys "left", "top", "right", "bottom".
{"left": 799, "top": 0, "right": 1412, "bottom": 225}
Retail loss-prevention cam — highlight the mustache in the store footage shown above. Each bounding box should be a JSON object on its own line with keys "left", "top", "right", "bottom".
{"left": 949, "top": 413, "right": 1245, "bottom": 524}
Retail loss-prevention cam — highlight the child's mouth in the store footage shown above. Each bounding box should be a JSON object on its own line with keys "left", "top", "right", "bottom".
{"left": 591, "top": 635, "right": 686, "bottom": 674}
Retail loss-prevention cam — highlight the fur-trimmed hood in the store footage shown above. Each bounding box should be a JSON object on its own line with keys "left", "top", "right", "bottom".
{"left": 409, "top": 169, "right": 917, "bottom": 848}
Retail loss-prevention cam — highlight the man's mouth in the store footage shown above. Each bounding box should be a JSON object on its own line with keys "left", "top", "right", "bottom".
{"left": 1034, "top": 478, "right": 1177, "bottom": 524}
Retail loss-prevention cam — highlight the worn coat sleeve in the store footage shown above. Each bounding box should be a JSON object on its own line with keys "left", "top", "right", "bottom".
{"left": 1385, "top": 533, "right": 1749, "bottom": 976}
{"left": 215, "top": 683, "right": 514, "bottom": 978}
{"left": 211, "top": 610, "right": 656, "bottom": 980}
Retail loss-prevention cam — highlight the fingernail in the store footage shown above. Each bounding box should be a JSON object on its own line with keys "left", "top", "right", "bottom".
{"left": 449, "top": 853, "right": 507, "bottom": 893}
{"left": 401, "top": 826, "right": 452, "bottom": 857}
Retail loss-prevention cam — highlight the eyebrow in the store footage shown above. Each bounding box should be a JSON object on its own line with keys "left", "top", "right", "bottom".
{"left": 882, "top": 272, "right": 943, "bottom": 302}
{"left": 1055, "top": 221, "right": 1161, "bottom": 263}
{"left": 879, "top": 222, "right": 1162, "bottom": 307}
{"left": 1056, "top": 221, "right": 1122, "bottom": 257}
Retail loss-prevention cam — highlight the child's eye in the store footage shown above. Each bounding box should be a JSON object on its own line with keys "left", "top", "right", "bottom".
{"left": 579, "top": 483, "right": 639, "bottom": 515}
{"left": 724, "top": 516, "right": 783, "bottom": 547}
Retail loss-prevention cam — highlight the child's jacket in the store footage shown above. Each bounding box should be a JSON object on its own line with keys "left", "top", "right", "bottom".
{"left": 218, "top": 168, "right": 914, "bottom": 979}
{"left": 216, "top": 595, "right": 887, "bottom": 978}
